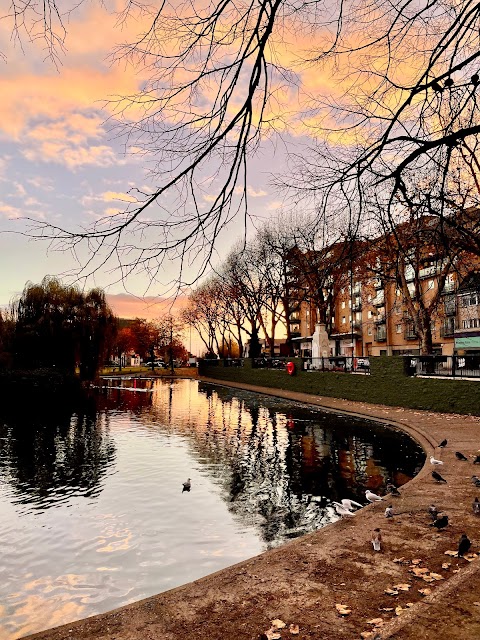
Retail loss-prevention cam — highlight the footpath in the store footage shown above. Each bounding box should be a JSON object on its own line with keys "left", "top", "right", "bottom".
{"left": 26, "top": 379, "right": 480, "bottom": 640}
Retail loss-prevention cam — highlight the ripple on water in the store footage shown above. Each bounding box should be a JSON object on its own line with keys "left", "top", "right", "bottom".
{"left": 0, "top": 378, "right": 425, "bottom": 638}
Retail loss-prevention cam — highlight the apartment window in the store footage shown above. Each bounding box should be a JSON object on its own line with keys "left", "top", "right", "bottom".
{"left": 461, "top": 293, "right": 480, "bottom": 306}
{"left": 341, "top": 301, "right": 346, "bottom": 309}
{"left": 368, "top": 310, "right": 373, "bottom": 319}
{"left": 356, "top": 312, "right": 361, "bottom": 321}
{"left": 396, "top": 324, "right": 402, "bottom": 334}
{"left": 341, "top": 288, "right": 345, "bottom": 294}
{"left": 342, "top": 316, "right": 346, "bottom": 324}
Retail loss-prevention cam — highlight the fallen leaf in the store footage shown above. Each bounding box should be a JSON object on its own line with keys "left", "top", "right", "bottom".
{"left": 430, "top": 573, "right": 444, "bottom": 581}
{"left": 360, "top": 633, "right": 374, "bottom": 639}
{"left": 411, "top": 567, "right": 429, "bottom": 575}
{"left": 271, "top": 620, "right": 286, "bottom": 630}
{"left": 406, "top": 602, "right": 414, "bottom": 608}
{"left": 335, "top": 604, "right": 351, "bottom": 615}
{"left": 418, "top": 588, "right": 432, "bottom": 596}
{"left": 367, "top": 618, "right": 384, "bottom": 625}
{"left": 380, "top": 607, "right": 394, "bottom": 612}
{"left": 395, "top": 606, "right": 404, "bottom": 616}
{"left": 265, "top": 630, "right": 281, "bottom": 640}
{"left": 393, "top": 557, "right": 405, "bottom": 563}
{"left": 442, "top": 562, "right": 451, "bottom": 570}
{"left": 411, "top": 559, "right": 422, "bottom": 565}
{"left": 453, "top": 569, "right": 461, "bottom": 573}
{"left": 444, "top": 550, "right": 458, "bottom": 556}
{"left": 393, "top": 583, "right": 411, "bottom": 591}
{"left": 384, "top": 588, "right": 399, "bottom": 596}
{"left": 289, "top": 624, "right": 299, "bottom": 635}
{"left": 422, "top": 575, "right": 435, "bottom": 583}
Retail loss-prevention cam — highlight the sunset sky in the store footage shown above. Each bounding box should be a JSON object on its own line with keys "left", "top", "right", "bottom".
{"left": 0, "top": 1, "right": 292, "bottom": 319}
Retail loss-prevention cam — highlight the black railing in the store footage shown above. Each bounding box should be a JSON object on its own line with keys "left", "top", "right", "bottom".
{"left": 303, "top": 356, "right": 370, "bottom": 374}
{"left": 407, "top": 355, "right": 480, "bottom": 378}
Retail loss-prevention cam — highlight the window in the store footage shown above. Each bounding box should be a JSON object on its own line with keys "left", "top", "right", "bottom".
{"left": 367, "top": 326, "right": 372, "bottom": 335}
{"left": 396, "top": 324, "right": 402, "bottom": 334}
{"left": 356, "top": 312, "right": 361, "bottom": 321}
{"left": 341, "top": 301, "right": 346, "bottom": 309}
{"left": 348, "top": 299, "right": 351, "bottom": 307}
{"left": 462, "top": 293, "right": 480, "bottom": 306}
{"left": 368, "top": 310, "right": 372, "bottom": 319}
{"left": 342, "top": 316, "right": 346, "bottom": 324}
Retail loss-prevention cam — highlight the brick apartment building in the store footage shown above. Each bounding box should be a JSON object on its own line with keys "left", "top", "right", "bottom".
{"left": 288, "top": 226, "right": 480, "bottom": 358}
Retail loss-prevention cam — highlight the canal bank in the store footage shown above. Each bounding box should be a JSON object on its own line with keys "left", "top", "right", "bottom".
{"left": 25, "top": 380, "right": 480, "bottom": 640}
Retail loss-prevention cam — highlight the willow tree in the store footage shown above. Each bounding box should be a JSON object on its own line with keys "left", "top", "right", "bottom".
{"left": 12, "top": 277, "right": 116, "bottom": 380}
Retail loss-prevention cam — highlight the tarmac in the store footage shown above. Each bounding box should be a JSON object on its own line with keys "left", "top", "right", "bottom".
{"left": 24, "top": 377, "right": 480, "bottom": 640}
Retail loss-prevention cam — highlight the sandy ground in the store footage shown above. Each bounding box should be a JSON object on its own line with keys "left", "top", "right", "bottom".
{"left": 23, "top": 379, "right": 480, "bottom": 640}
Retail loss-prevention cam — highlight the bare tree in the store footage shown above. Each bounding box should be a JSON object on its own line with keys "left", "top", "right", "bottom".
{"left": 6, "top": 1, "right": 480, "bottom": 285}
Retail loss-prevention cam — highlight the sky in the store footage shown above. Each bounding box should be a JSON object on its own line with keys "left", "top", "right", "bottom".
{"left": 0, "top": 1, "right": 292, "bottom": 320}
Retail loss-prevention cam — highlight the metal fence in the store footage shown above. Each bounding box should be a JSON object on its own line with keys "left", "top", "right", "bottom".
{"left": 408, "top": 355, "right": 480, "bottom": 378}
{"left": 303, "top": 356, "right": 370, "bottom": 374}
{"left": 252, "top": 356, "right": 370, "bottom": 374}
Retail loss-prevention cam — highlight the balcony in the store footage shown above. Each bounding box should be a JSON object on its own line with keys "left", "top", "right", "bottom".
{"left": 372, "top": 291, "right": 385, "bottom": 306}
{"left": 443, "top": 296, "right": 456, "bottom": 316}
{"left": 440, "top": 318, "right": 456, "bottom": 338}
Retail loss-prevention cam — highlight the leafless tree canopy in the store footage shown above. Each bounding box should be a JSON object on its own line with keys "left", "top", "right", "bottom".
{"left": 6, "top": 1, "right": 480, "bottom": 283}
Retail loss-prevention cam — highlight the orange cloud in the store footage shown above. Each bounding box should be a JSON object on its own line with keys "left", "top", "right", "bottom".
{"left": 106, "top": 293, "right": 189, "bottom": 320}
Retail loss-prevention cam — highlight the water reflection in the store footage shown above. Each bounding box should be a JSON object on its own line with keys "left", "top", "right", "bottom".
{"left": 0, "top": 379, "right": 424, "bottom": 639}
{"left": 0, "top": 404, "right": 116, "bottom": 508}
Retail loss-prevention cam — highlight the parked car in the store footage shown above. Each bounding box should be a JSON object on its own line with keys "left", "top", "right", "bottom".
{"left": 145, "top": 360, "right": 166, "bottom": 368}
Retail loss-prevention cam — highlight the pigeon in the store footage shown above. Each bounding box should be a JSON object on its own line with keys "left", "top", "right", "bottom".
{"left": 438, "top": 439, "right": 448, "bottom": 448}
{"left": 385, "top": 505, "right": 394, "bottom": 518}
{"left": 430, "top": 456, "right": 444, "bottom": 466}
{"left": 457, "top": 533, "right": 471, "bottom": 557}
{"left": 455, "top": 451, "right": 468, "bottom": 461}
{"left": 473, "top": 497, "right": 480, "bottom": 515}
{"left": 431, "top": 514, "right": 449, "bottom": 530}
{"left": 472, "top": 475, "right": 480, "bottom": 487}
{"left": 182, "top": 478, "right": 191, "bottom": 492}
{"left": 432, "top": 470, "right": 447, "bottom": 483}
{"left": 473, "top": 455, "right": 480, "bottom": 464}
{"left": 371, "top": 528, "right": 382, "bottom": 551}
{"left": 341, "top": 498, "right": 363, "bottom": 511}
{"left": 366, "top": 490, "right": 383, "bottom": 502}
{"left": 386, "top": 483, "right": 401, "bottom": 496}
{"left": 428, "top": 504, "right": 438, "bottom": 520}
{"left": 333, "top": 502, "right": 355, "bottom": 517}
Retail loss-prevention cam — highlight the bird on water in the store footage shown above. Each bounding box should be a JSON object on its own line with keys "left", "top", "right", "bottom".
{"left": 182, "top": 478, "right": 191, "bottom": 492}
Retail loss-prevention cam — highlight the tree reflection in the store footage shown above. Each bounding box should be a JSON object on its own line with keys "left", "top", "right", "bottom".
{"left": 173, "top": 383, "right": 425, "bottom": 546}
{"left": 0, "top": 400, "right": 116, "bottom": 506}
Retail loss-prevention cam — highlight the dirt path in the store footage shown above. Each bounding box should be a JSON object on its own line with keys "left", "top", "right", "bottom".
{"left": 24, "top": 380, "right": 480, "bottom": 640}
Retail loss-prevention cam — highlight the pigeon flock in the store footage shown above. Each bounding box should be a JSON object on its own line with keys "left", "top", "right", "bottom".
{"left": 334, "top": 436, "right": 478, "bottom": 559}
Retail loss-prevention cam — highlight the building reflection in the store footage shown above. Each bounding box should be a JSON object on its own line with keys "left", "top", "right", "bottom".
{"left": 139, "top": 379, "right": 424, "bottom": 546}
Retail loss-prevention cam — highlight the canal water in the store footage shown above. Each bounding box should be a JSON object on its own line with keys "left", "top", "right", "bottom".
{"left": 0, "top": 378, "right": 424, "bottom": 639}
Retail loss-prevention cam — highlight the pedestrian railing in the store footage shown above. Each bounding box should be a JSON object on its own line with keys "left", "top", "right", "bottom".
{"left": 408, "top": 355, "right": 480, "bottom": 378}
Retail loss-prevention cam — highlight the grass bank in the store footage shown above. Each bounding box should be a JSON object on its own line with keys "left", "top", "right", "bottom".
{"left": 199, "top": 356, "right": 480, "bottom": 415}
